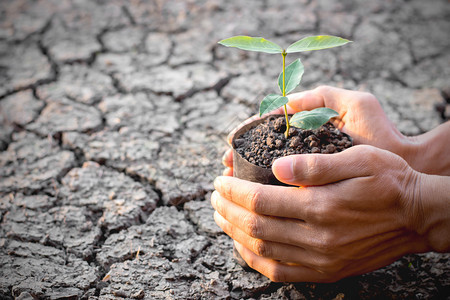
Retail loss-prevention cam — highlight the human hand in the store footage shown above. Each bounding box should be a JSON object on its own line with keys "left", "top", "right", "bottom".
{"left": 285, "top": 86, "right": 407, "bottom": 151}
{"left": 212, "top": 145, "right": 431, "bottom": 282}
{"left": 222, "top": 86, "right": 410, "bottom": 176}
{"left": 223, "top": 86, "right": 450, "bottom": 175}
{"left": 287, "top": 86, "right": 450, "bottom": 175}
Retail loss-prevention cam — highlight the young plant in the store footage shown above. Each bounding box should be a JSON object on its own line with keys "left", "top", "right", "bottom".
{"left": 218, "top": 35, "right": 351, "bottom": 138}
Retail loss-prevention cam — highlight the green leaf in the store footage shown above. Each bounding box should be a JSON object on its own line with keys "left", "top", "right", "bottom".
{"left": 278, "top": 58, "right": 304, "bottom": 95}
{"left": 218, "top": 36, "right": 283, "bottom": 54}
{"left": 259, "top": 94, "right": 289, "bottom": 116}
{"left": 286, "top": 35, "right": 351, "bottom": 53}
{"left": 289, "top": 108, "right": 339, "bottom": 130}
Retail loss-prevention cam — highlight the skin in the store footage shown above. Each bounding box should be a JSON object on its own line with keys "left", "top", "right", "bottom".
{"left": 213, "top": 86, "right": 450, "bottom": 282}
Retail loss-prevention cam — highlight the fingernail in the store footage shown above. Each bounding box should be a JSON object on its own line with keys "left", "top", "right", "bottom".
{"left": 210, "top": 190, "right": 218, "bottom": 208}
{"left": 214, "top": 177, "right": 222, "bottom": 190}
{"left": 272, "top": 157, "right": 294, "bottom": 182}
{"left": 223, "top": 167, "right": 232, "bottom": 176}
{"left": 222, "top": 151, "right": 230, "bottom": 163}
{"left": 234, "top": 240, "right": 244, "bottom": 253}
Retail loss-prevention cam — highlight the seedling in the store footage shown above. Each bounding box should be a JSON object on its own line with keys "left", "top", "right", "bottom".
{"left": 218, "top": 35, "right": 351, "bottom": 138}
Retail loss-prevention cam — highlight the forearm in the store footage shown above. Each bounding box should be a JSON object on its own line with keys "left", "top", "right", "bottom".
{"left": 401, "top": 121, "right": 450, "bottom": 176}
{"left": 414, "top": 173, "right": 450, "bottom": 252}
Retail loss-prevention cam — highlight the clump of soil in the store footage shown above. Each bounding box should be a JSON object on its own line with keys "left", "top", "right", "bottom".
{"left": 234, "top": 116, "right": 353, "bottom": 168}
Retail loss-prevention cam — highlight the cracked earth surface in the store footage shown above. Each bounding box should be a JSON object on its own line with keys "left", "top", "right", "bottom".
{"left": 0, "top": 0, "right": 449, "bottom": 299}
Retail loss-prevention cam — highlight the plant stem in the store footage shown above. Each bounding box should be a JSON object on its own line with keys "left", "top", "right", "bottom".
{"left": 283, "top": 103, "right": 290, "bottom": 138}
{"left": 282, "top": 51, "right": 290, "bottom": 138}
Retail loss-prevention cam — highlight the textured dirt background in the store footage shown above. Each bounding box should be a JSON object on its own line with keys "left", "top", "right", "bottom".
{"left": 0, "top": 0, "right": 449, "bottom": 299}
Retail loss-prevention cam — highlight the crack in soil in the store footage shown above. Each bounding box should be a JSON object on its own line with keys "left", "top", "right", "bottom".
{"left": 1, "top": 1, "right": 449, "bottom": 298}
{"left": 121, "top": 5, "right": 137, "bottom": 26}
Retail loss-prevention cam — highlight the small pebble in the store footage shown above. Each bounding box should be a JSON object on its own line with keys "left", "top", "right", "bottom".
{"left": 289, "top": 136, "right": 301, "bottom": 148}
{"left": 326, "top": 144, "right": 336, "bottom": 153}
{"left": 309, "top": 140, "right": 318, "bottom": 148}
{"left": 234, "top": 138, "right": 245, "bottom": 148}
{"left": 273, "top": 117, "right": 285, "bottom": 131}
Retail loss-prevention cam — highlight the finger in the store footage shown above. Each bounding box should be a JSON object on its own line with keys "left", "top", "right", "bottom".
{"left": 222, "top": 149, "right": 233, "bottom": 168}
{"left": 213, "top": 171, "right": 400, "bottom": 249}
{"left": 222, "top": 167, "right": 233, "bottom": 176}
{"left": 234, "top": 241, "right": 332, "bottom": 283}
{"left": 214, "top": 170, "right": 378, "bottom": 222}
{"left": 265, "top": 104, "right": 297, "bottom": 115}
{"left": 212, "top": 189, "right": 347, "bottom": 252}
{"left": 211, "top": 190, "right": 311, "bottom": 245}
{"left": 214, "top": 176, "right": 311, "bottom": 219}
{"left": 213, "top": 211, "right": 323, "bottom": 269}
{"left": 212, "top": 197, "right": 340, "bottom": 271}
{"left": 272, "top": 145, "right": 377, "bottom": 186}
{"left": 287, "top": 86, "right": 359, "bottom": 114}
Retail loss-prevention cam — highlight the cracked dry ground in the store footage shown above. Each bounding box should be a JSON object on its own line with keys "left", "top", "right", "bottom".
{"left": 0, "top": 0, "right": 449, "bottom": 299}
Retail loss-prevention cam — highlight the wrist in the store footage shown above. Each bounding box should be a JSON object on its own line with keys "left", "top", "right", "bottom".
{"left": 398, "top": 135, "right": 423, "bottom": 173}
{"left": 408, "top": 172, "right": 450, "bottom": 253}
{"left": 399, "top": 122, "right": 450, "bottom": 175}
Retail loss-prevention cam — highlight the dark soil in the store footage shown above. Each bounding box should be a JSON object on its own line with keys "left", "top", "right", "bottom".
{"left": 234, "top": 116, "right": 353, "bottom": 168}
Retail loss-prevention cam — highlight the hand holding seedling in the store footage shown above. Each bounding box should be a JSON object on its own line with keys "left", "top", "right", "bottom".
{"left": 213, "top": 146, "right": 427, "bottom": 282}
{"left": 218, "top": 35, "right": 351, "bottom": 137}
{"left": 215, "top": 86, "right": 450, "bottom": 282}
{"left": 222, "top": 86, "right": 450, "bottom": 176}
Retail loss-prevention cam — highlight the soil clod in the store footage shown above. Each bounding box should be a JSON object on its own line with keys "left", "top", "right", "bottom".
{"left": 235, "top": 116, "right": 353, "bottom": 168}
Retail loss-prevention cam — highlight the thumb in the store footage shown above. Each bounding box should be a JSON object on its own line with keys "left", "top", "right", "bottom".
{"left": 272, "top": 146, "right": 374, "bottom": 186}
{"left": 287, "top": 86, "right": 359, "bottom": 115}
